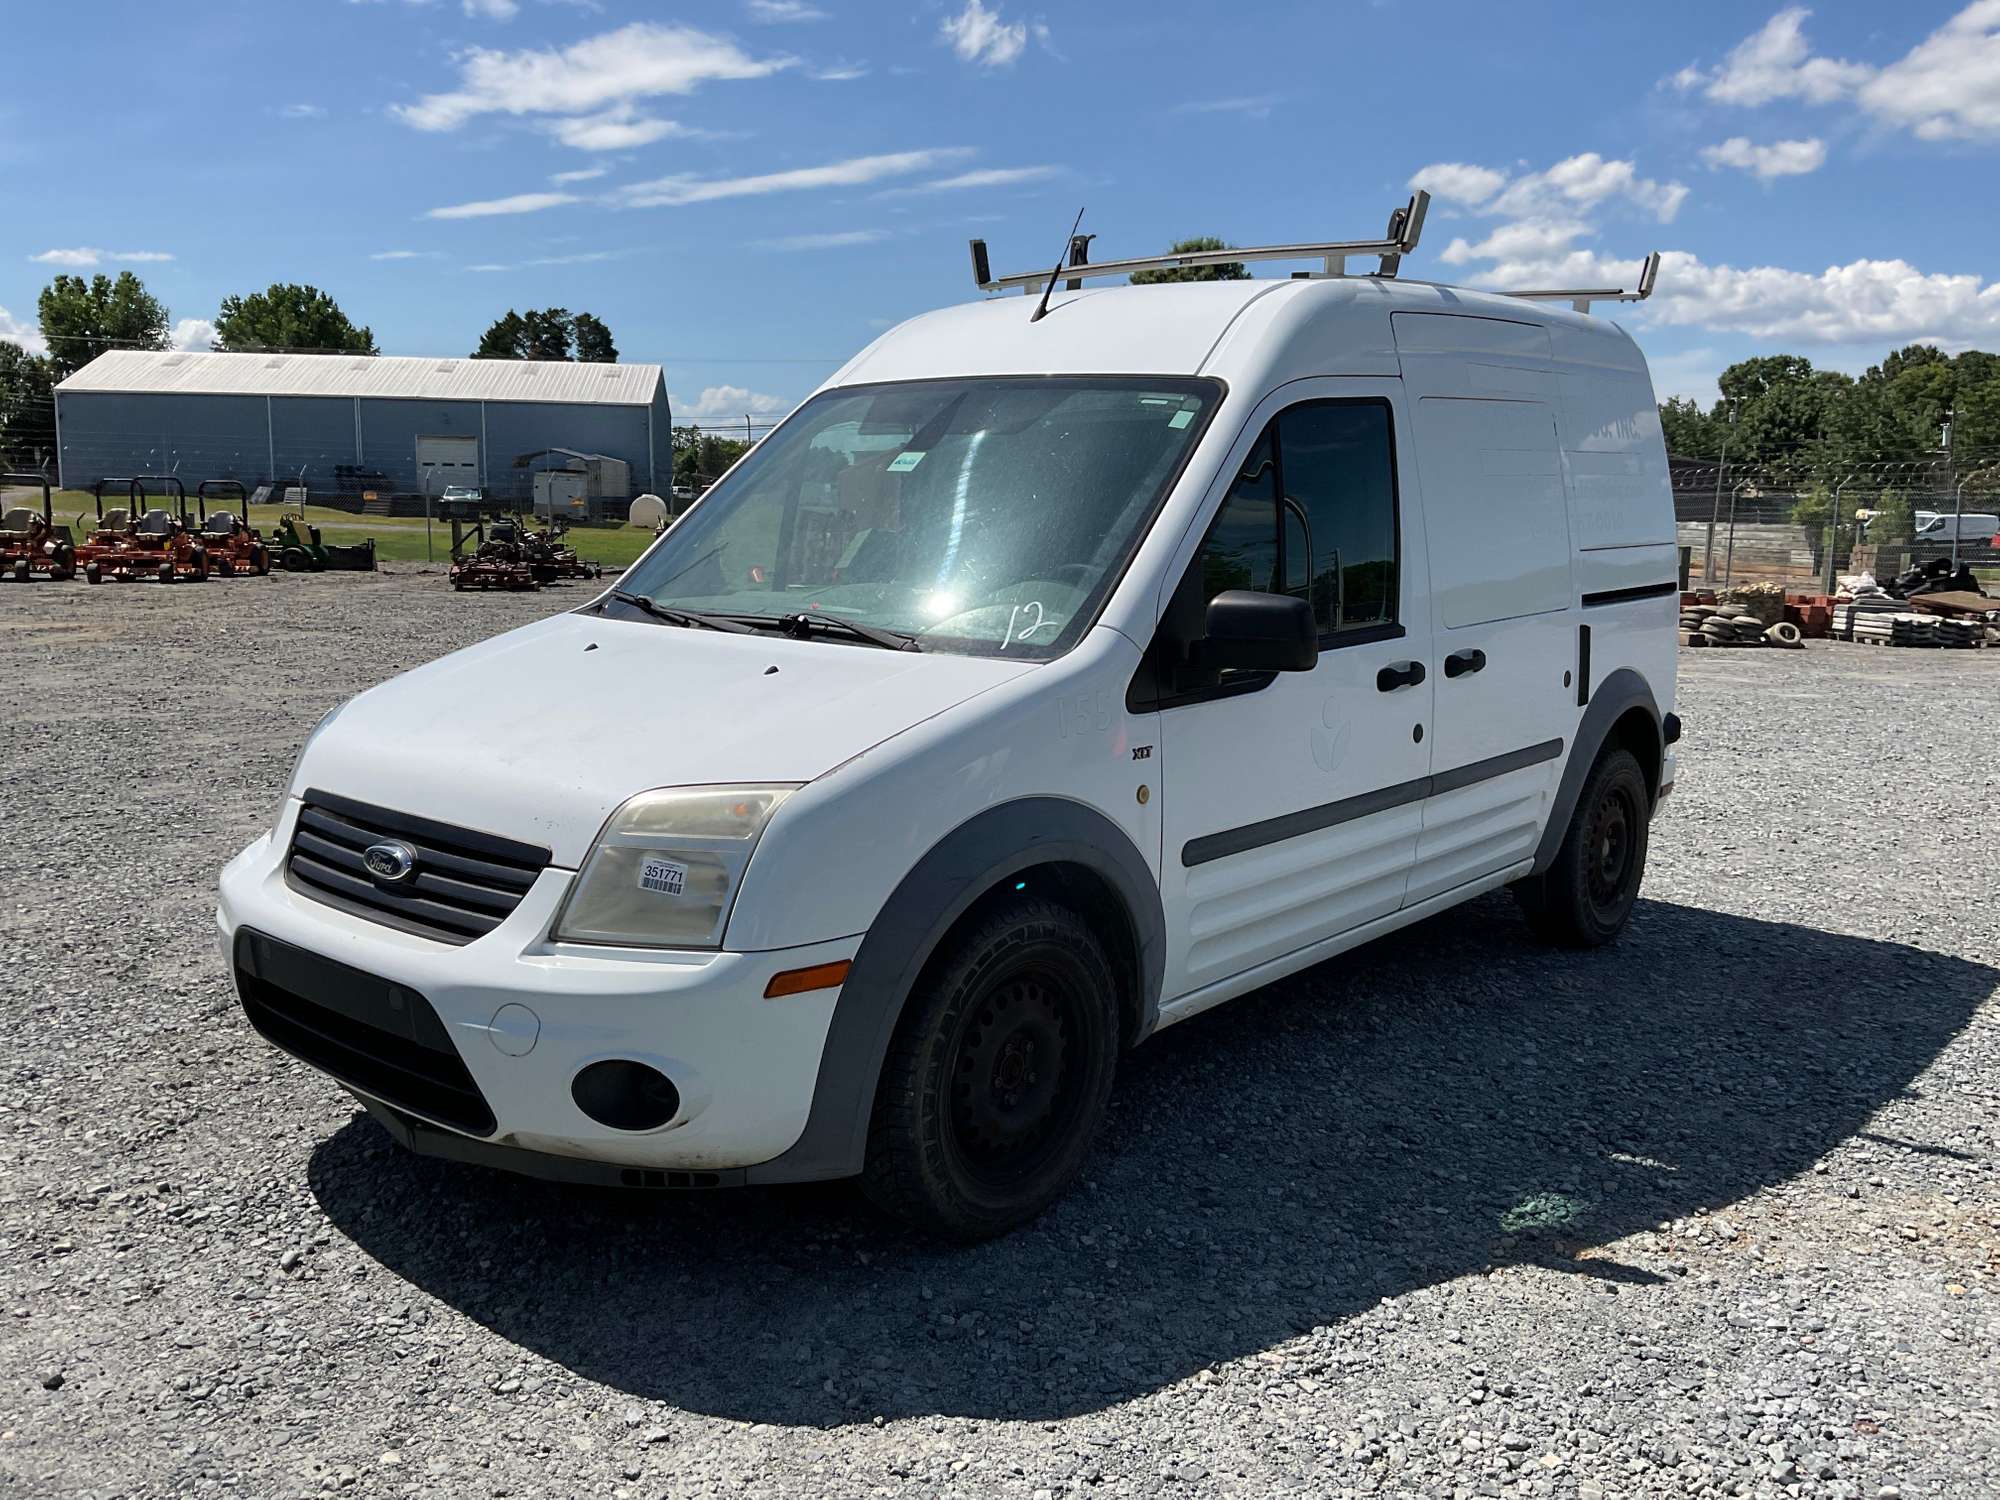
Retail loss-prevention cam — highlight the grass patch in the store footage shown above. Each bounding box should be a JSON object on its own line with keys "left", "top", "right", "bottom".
{"left": 42, "top": 491, "right": 660, "bottom": 570}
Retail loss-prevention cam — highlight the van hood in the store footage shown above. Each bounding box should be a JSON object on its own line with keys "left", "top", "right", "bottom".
{"left": 298, "top": 610, "right": 1033, "bottom": 867}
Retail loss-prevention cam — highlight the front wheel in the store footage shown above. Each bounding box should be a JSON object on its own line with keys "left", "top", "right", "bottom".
{"left": 1514, "top": 747, "right": 1650, "bottom": 948}
{"left": 862, "top": 898, "right": 1119, "bottom": 1240}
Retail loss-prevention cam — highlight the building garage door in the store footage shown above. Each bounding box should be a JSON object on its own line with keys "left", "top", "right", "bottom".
{"left": 416, "top": 435, "right": 480, "bottom": 491}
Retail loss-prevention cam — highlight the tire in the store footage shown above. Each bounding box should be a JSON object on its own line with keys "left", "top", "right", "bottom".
{"left": 191, "top": 549, "right": 209, "bottom": 581}
{"left": 861, "top": 898, "right": 1120, "bottom": 1240}
{"left": 158, "top": 562, "right": 175, "bottom": 584}
{"left": 282, "top": 548, "right": 309, "bottom": 572}
{"left": 85, "top": 562, "right": 102, "bottom": 585}
{"left": 1513, "top": 747, "right": 1650, "bottom": 948}
{"left": 252, "top": 545, "right": 269, "bottom": 576}
{"left": 10, "top": 559, "right": 25, "bottom": 581}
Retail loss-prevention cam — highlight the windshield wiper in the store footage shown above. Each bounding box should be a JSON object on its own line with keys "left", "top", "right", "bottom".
{"left": 600, "top": 589, "right": 755, "bottom": 633}
{"left": 760, "top": 611, "right": 922, "bottom": 651}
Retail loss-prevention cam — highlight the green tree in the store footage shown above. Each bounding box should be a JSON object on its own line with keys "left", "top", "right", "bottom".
{"left": 472, "top": 310, "right": 529, "bottom": 360}
{"left": 471, "top": 307, "right": 618, "bottom": 362}
{"left": 1130, "top": 236, "right": 1249, "bottom": 285}
{"left": 1658, "top": 395, "right": 1718, "bottom": 457}
{"left": 0, "top": 342, "right": 57, "bottom": 464}
{"left": 572, "top": 312, "right": 617, "bottom": 363}
{"left": 214, "top": 284, "right": 376, "bottom": 354}
{"left": 36, "top": 271, "right": 170, "bottom": 379}
{"left": 1867, "top": 487, "right": 1916, "bottom": 544}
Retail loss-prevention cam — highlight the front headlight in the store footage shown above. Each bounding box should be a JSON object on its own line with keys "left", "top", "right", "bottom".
{"left": 553, "top": 785, "right": 798, "bottom": 949}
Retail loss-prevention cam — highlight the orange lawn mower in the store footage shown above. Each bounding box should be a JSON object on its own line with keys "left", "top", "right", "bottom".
{"left": 74, "top": 476, "right": 211, "bottom": 584}
{"left": 193, "top": 480, "right": 270, "bottom": 577}
{"left": 0, "top": 473, "right": 77, "bottom": 581}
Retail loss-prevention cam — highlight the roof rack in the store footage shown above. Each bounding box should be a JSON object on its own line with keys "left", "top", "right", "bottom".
{"left": 970, "top": 191, "right": 1433, "bottom": 294}
{"left": 1496, "top": 252, "right": 1662, "bottom": 315}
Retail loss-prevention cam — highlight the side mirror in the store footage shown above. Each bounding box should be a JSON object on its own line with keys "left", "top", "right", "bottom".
{"left": 1190, "top": 590, "right": 1318, "bottom": 673}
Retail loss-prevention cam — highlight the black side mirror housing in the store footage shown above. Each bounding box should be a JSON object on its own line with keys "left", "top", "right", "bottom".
{"left": 1190, "top": 590, "right": 1318, "bottom": 673}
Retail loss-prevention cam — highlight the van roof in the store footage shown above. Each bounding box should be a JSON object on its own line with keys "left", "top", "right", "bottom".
{"left": 829, "top": 275, "right": 1650, "bottom": 392}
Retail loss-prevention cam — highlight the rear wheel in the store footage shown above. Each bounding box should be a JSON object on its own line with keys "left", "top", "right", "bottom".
{"left": 862, "top": 898, "right": 1119, "bottom": 1240}
{"left": 1514, "top": 747, "right": 1650, "bottom": 948}
{"left": 252, "top": 545, "right": 269, "bottom": 576}
{"left": 282, "top": 548, "right": 309, "bottom": 572}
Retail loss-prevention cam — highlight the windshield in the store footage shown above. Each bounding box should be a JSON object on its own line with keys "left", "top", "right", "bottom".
{"left": 617, "top": 376, "right": 1220, "bottom": 659}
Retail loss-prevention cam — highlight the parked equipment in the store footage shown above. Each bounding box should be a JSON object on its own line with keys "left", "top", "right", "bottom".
{"left": 526, "top": 518, "right": 602, "bottom": 582}
{"left": 447, "top": 516, "right": 540, "bottom": 591}
{"left": 269, "top": 508, "right": 378, "bottom": 573}
{"left": 76, "top": 476, "right": 209, "bottom": 584}
{"left": 195, "top": 481, "right": 270, "bottom": 577}
{"left": 0, "top": 473, "right": 76, "bottom": 581}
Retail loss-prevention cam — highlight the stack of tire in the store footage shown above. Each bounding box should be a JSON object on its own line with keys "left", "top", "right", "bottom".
{"left": 1680, "top": 602, "right": 1766, "bottom": 645}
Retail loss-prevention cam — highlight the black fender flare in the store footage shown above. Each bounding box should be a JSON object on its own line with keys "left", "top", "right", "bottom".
{"left": 745, "top": 797, "right": 1165, "bottom": 1185}
{"left": 1531, "top": 666, "right": 1661, "bottom": 875}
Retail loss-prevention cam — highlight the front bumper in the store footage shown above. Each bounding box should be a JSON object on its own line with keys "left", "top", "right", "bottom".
{"left": 217, "top": 802, "right": 857, "bottom": 1176}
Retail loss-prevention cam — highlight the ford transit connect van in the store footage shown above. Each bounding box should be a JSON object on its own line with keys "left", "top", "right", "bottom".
{"left": 219, "top": 200, "right": 1680, "bottom": 1238}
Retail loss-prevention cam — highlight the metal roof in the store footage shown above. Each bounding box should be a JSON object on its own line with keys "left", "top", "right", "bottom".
{"left": 57, "top": 349, "right": 665, "bottom": 406}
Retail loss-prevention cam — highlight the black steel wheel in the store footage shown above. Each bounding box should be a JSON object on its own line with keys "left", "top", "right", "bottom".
{"left": 1514, "top": 747, "right": 1651, "bottom": 948}
{"left": 862, "top": 897, "right": 1119, "bottom": 1239}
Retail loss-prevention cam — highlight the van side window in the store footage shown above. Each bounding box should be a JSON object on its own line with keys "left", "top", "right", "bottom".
{"left": 1193, "top": 400, "right": 1397, "bottom": 636}
{"left": 1199, "top": 433, "right": 1279, "bottom": 598}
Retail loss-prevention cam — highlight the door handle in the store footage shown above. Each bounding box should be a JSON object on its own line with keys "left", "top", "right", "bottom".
{"left": 1444, "top": 648, "right": 1487, "bottom": 679}
{"left": 1376, "top": 660, "right": 1426, "bottom": 692}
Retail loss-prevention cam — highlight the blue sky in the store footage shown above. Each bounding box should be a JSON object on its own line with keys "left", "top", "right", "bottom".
{"left": 3, "top": 1, "right": 1998, "bottom": 424}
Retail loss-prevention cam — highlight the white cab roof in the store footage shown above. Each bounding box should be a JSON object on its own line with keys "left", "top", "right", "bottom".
{"left": 829, "top": 276, "right": 1647, "bottom": 393}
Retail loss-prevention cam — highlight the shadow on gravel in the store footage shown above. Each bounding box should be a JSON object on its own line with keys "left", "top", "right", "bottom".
{"left": 308, "top": 893, "right": 1996, "bottom": 1425}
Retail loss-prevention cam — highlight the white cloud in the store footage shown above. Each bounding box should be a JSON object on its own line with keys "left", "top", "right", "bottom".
{"left": 1412, "top": 153, "right": 1686, "bottom": 225}
{"left": 281, "top": 103, "right": 327, "bottom": 119}
{"left": 170, "top": 318, "right": 217, "bottom": 352}
{"left": 1173, "top": 96, "right": 1279, "bottom": 119}
{"left": 1438, "top": 219, "right": 1593, "bottom": 266}
{"left": 746, "top": 0, "right": 826, "bottom": 19}
{"left": 463, "top": 0, "right": 518, "bottom": 17}
{"left": 1407, "top": 162, "right": 1507, "bottom": 207}
{"left": 1438, "top": 240, "right": 2000, "bottom": 347}
{"left": 674, "top": 384, "right": 791, "bottom": 420}
{"left": 940, "top": 0, "right": 1029, "bottom": 67}
{"left": 465, "top": 263, "right": 513, "bottom": 273}
{"left": 28, "top": 248, "right": 176, "bottom": 267}
{"left": 615, "top": 147, "right": 971, "bottom": 207}
{"left": 1677, "top": 3, "right": 2000, "bottom": 142}
{"left": 370, "top": 249, "right": 442, "bottom": 260}
{"left": 754, "top": 229, "right": 890, "bottom": 250}
{"left": 393, "top": 23, "right": 790, "bottom": 133}
{"left": 426, "top": 191, "right": 581, "bottom": 219}
{"left": 0, "top": 307, "right": 47, "bottom": 356}
{"left": 876, "top": 164, "right": 1059, "bottom": 197}
{"left": 546, "top": 106, "right": 688, "bottom": 150}
{"left": 523, "top": 249, "right": 625, "bottom": 265}
{"left": 1698, "top": 136, "right": 1826, "bottom": 179}
{"left": 811, "top": 61, "right": 870, "bottom": 81}
{"left": 550, "top": 165, "right": 609, "bottom": 184}
{"left": 1682, "top": 6, "right": 1869, "bottom": 106}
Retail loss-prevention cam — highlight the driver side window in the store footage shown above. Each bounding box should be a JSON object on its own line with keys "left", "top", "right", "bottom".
{"left": 1193, "top": 399, "right": 1399, "bottom": 639}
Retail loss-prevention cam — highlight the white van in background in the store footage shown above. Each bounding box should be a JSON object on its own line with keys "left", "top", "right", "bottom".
{"left": 218, "top": 196, "right": 1681, "bottom": 1238}
{"left": 1914, "top": 511, "right": 2000, "bottom": 546}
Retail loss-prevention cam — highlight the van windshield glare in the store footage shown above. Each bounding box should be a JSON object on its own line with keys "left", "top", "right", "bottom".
{"left": 619, "top": 376, "right": 1221, "bottom": 659}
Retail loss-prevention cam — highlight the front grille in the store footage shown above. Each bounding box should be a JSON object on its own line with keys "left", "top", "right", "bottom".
{"left": 286, "top": 789, "right": 550, "bottom": 945}
{"left": 235, "top": 929, "right": 496, "bottom": 1136}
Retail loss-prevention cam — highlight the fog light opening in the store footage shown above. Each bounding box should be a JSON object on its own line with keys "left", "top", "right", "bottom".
{"left": 571, "top": 1059, "right": 681, "bottom": 1132}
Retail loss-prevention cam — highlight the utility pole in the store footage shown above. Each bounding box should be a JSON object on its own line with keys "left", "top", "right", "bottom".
{"left": 744, "top": 413, "right": 752, "bottom": 447}
{"left": 1704, "top": 402, "right": 1734, "bottom": 584}
{"left": 1942, "top": 410, "right": 1958, "bottom": 571}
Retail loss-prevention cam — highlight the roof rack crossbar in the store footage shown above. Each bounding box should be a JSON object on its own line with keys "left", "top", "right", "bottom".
{"left": 970, "top": 191, "right": 1430, "bottom": 294}
{"left": 1499, "top": 252, "right": 1661, "bottom": 315}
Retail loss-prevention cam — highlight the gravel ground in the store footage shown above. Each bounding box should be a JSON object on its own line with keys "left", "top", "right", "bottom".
{"left": 3, "top": 571, "right": 1997, "bottom": 1500}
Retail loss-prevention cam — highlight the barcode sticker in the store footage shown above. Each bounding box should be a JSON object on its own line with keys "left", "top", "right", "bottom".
{"left": 638, "top": 857, "right": 687, "bottom": 896}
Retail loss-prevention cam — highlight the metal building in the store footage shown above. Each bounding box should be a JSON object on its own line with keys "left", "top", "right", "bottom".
{"left": 54, "top": 350, "right": 670, "bottom": 506}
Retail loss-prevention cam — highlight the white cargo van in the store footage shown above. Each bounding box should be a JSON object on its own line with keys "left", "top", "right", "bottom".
{"left": 219, "top": 197, "right": 1681, "bottom": 1238}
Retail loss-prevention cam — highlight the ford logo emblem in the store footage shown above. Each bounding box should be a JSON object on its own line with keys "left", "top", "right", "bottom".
{"left": 362, "top": 840, "right": 418, "bottom": 883}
